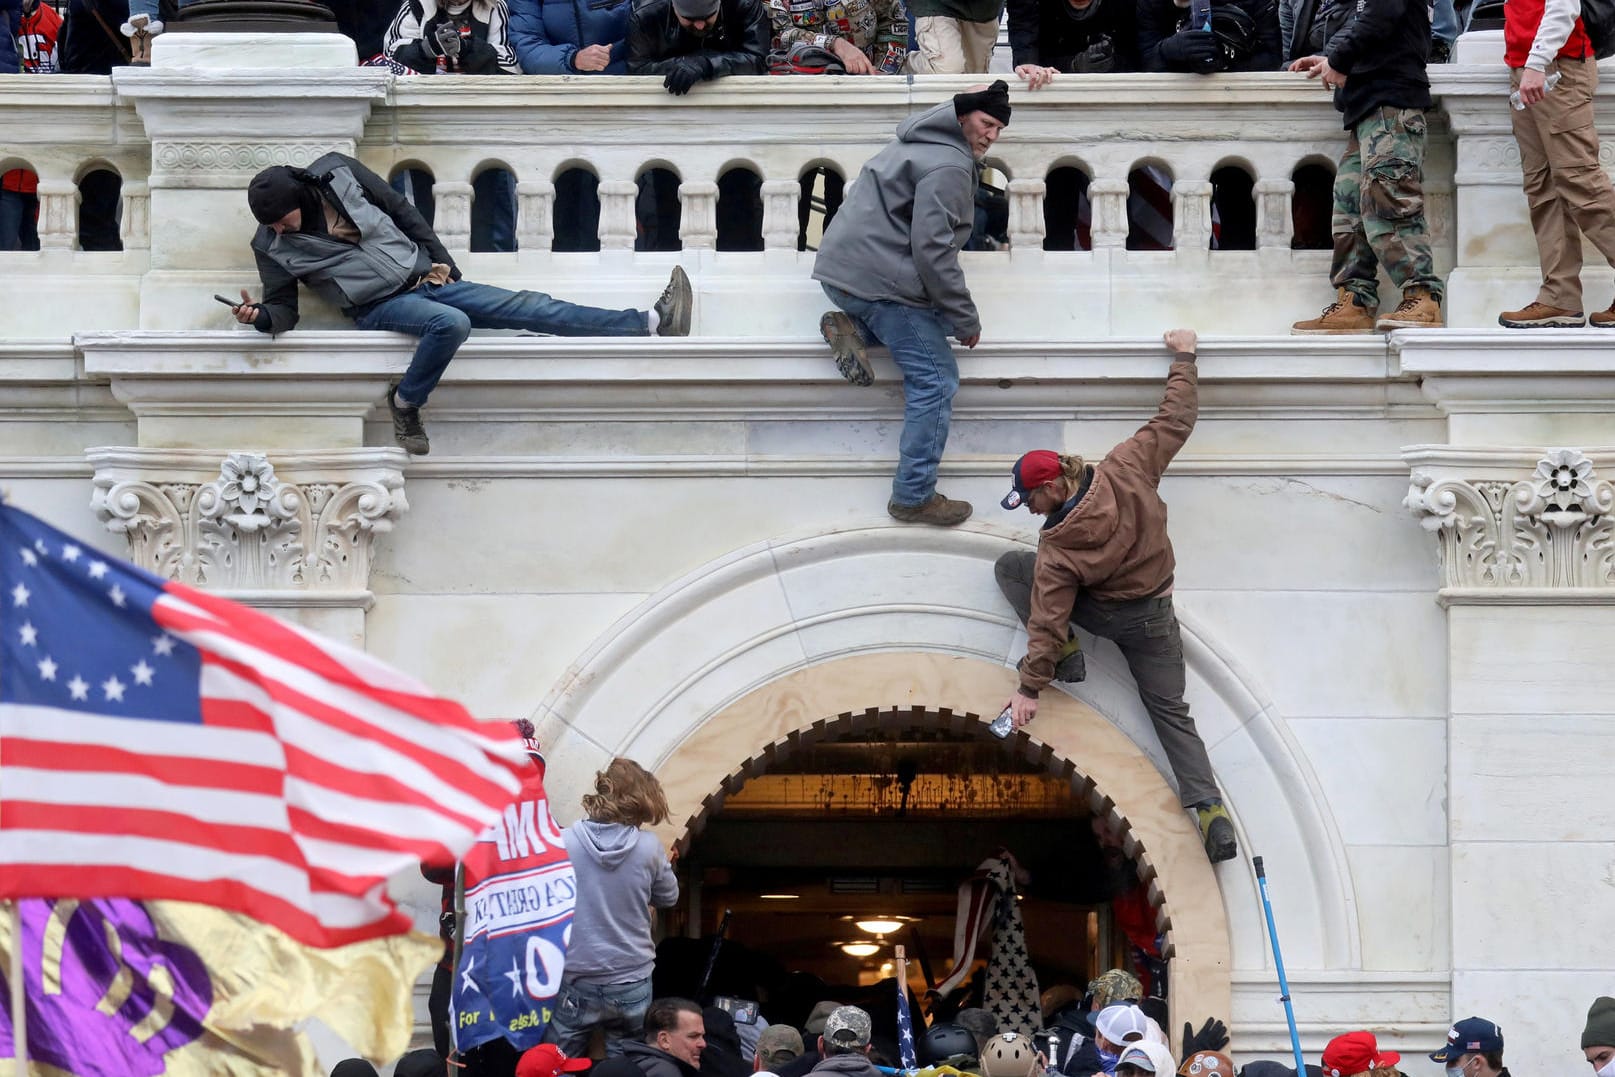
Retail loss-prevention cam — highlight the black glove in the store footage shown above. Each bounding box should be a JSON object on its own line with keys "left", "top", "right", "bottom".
{"left": 1157, "top": 28, "right": 1221, "bottom": 72}
{"left": 1181, "top": 1017, "right": 1230, "bottom": 1056}
{"left": 663, "top": 55, "right": 712, "bottom": 94}
{"left": 1069, "top": 37, "right": 1117, "bottom": 72}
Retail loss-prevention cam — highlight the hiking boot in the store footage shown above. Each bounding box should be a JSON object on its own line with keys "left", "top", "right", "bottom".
{"left": 1592, "top": 303, "right": 1615, "bottom": 328}
{"left": 1291, "top": 288, "right": 1377, "bottom": 335}
{"left": 1376, "top": 287, "right": 1443, "bottom": 330}
{"left": 1054, "top": 641, "right": 1086, "bottom": 684}
{"left": 1197, "top": 802, "right": 1238, "bottom": 863}
{"left": 887, "top": 493, "right": 973, "bottom": 527}
{"left": 1500, "top": 301, "right": 1588, "bottom": 328}
{"left": 653, "top": 266, "right": 692, "bottom": 337}
{"left": 121, "top": 14, "right": 160, "bottom": 65}
{"left": 821, "top": 310, "right": 873, "bottom": 387}
{"left": 387, "top": 384, "right": 430, "bottom": 456}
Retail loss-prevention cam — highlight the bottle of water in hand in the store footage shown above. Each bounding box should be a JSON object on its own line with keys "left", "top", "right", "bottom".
{"left": 1510, "top": 70, "right": 1563, "bottom": 110}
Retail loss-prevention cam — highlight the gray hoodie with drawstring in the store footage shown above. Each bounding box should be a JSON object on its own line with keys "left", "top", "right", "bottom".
{"left": 811, "top": 100, "right": 981, "bottom": 339}
{"left": 563, "top": 819, "right": 680, "bottom": 984}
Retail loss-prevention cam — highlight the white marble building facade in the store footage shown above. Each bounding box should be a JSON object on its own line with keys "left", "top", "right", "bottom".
{"left": 2, "top": 33, "right": 1613, "bottom": 1077}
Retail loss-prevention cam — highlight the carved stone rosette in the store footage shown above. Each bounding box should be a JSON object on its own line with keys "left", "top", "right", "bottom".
{"left": 87, "top": 448, "right": 408, "bottom": 596}
{"left": 1404, "top": 448, "right": 1615, "bottom": 593}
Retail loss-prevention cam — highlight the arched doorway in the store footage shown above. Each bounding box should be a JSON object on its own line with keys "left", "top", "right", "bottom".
{"left": 644, "top": 653, "right": 1231, "bottom": 1044}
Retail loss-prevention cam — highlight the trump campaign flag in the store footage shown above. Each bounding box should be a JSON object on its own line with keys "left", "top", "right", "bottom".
{"left": 452, "top": 752, "right": 576, "bottom": 1054}
{"left": 0, "top": 499, "right": 529, "bottom": 946}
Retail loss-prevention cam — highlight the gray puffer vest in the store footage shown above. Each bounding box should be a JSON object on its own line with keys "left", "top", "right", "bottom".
{"left": 263, "top": 166, "right": 430, "bottom": 310}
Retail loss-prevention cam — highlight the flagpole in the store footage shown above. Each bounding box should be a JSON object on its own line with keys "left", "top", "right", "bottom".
{"left": 8, "top": 901, "right": 25, "bottom": 1073}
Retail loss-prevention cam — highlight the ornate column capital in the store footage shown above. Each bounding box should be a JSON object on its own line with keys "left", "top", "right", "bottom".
{"left": 1403, "top": 446, "right": 1615, "bottom": 603}
{"left": 87, "top": 447, "right": 408, "bottom": 607}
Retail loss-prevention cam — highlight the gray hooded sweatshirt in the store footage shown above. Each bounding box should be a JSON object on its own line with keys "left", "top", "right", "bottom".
{"left": 812, "top": 101, "right": 981, "bottom": 339}
{"left": 563, "top": 819, "right": 680, "bottom": 984}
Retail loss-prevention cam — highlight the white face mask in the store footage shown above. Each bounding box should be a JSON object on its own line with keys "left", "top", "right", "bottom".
{"left": 1596, "top": 1059, "right": 1615, "bottom": 1077}
{"left": 1447, "top": 1058, "right": 1473, "bottom": 1077}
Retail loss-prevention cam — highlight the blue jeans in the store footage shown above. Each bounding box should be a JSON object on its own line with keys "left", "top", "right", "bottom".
{"left": 0, "top": 189, "right": 39, "bottom": 251}
{"left": 821, "top": 283, "right": 960, "bottom": 507}
{"left": 544, "top": 975, "right": 652, "bottom": 1058}
{"left": 1431, "top": 0, "right": 1472, "bottom": 45}
{"left": 353, "top": 279, "right": 647, "bottom": 405}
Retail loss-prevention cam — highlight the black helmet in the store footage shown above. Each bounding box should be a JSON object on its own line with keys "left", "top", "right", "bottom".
{"left": 920, "top": 1023, "right": 979, "bottom": 1066}
{"left": 1207, "top": 3, "right": 1256, "bottom": 68}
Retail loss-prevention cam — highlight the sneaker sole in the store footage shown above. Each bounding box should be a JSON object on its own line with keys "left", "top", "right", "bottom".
{"left": 1290, "top": 326, "right": 1378, "bottom": 335}
{"left": 821, "top": 312, "right": 873, "bottom": 387}
{"left": 886, "top": 503, "right": 973, "bottom": 526}
{"left": 1376, "top": 321, "right": 1444, "bottom": 331}
{"left": 656, "top": 267, "right": 692, "bottom": 337}
{"left": 1203, "top": 819, "right": 1238, "bottom": 863}
{"left": 1498, "top": 315, "right": 1588, "bottom": 328}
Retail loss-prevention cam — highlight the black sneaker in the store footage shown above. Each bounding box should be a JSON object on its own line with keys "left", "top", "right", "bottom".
{"left": 821, "top": 311, "right": 873, "bottom": 387}
{"left": 654, "top": 266, "right": 692, "bottom": 337}
{"left": 387, "top": 384, "right": 429, "bottom": 456}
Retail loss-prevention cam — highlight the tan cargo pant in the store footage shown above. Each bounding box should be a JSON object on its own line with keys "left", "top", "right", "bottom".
{"left": 907, "top": 15, "right": 999, "bottom": 73}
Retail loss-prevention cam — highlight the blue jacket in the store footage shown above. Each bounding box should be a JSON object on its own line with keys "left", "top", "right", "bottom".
{"left": 0, "top": 0, "right": 22, "bottom": 73}
{"left": 508, "top": 0, "right": 631, "bottom": 72}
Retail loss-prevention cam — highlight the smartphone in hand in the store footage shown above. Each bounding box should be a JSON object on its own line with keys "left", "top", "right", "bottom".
{"left": 214, "top": 294, "right": 240, "bottom": 307}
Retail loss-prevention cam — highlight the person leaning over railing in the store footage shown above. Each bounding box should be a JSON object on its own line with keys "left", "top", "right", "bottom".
{"left": 384, "top": 0, "right": 519, "bottom": 72}
{"left": 626, "top": 0, "right": 769, "bottom": 95}
{"left": 765, "top": 0, "right": 908, "bottom": 74}
{"left": 508, "top": 0, "right": 629, "bottom": 72}
{"left": 1008, "top": 0, "right": 1139, "bottom": 83}
{"left": 1138, "top": 0, "right": 1280, "bottom": 73}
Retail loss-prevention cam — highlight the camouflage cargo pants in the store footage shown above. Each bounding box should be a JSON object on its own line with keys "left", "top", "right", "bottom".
{"left": 1330, "top": 106, "right": 1444, "bottom": 308}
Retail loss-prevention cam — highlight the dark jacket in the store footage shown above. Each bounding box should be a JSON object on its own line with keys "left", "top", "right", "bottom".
{"left": 57, "top": 0, "right": 126, "bottom": 73}
{"left": 1018, "top": 354, "right": 1197, "bottom": 695}
{"left": 384, "top": 0, "right": 519, "bottom": 72}
{"left": 775, "top": 1048, "right": 824, "bottom": 1077}
{"left": 1137, "top": 0, "right": 1281, "bottom": 71}
{"left": 625, "top": 0, "right": 769, "bottom": 78}
{"left": 1009, "top": 0, "right": 1139, "bottom": 69}
{"left": 249, "top": 151, "right": 458, "bottom": 334}
{"left": 700, "top": 1008, "right": 753, "bottom": 1077}
{"left": 0, "top": 0, "right": 20, "bottom": 72}
{"left": 623, "top": 1041, "right": 701, "bottom": 1077}
{"left": 812, "top": 101, "right": 981, "bottom": 338}
{"left": 1324, "top": 0, "right": 1431, "bottom": 127}
{"left": 509, "top": 0, "right": 631, "bottom": 71}
{"left": 811, "top": 1055, "right": 882, "bottom": 1077}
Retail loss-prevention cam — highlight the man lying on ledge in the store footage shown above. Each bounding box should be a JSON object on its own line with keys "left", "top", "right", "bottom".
{"left": 232, "top": 152, "right": 692, "bottom": 456}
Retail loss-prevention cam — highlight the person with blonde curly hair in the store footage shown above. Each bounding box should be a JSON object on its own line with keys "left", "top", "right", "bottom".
{"left": 547, "top": 758, "right": 680, "bottom": 1057}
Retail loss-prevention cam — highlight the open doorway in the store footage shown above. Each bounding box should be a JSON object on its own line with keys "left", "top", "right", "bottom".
{"left": 649, "top": 709, "right": 1168, "bottom": 1051}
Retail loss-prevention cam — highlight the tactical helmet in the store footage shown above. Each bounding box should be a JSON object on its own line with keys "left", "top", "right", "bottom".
{"left": 982, "top": 1033, "right": 1040, "bottom": 1077}
{"left": 919, "top": 1023, "right": 979, "bottom": 1066}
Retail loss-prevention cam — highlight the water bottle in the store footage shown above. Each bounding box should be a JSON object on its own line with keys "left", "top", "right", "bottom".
{"left": 1510, "top": 69, "right": 1562, "bottom": 110}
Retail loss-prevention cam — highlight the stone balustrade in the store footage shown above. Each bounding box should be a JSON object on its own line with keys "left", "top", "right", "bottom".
{"left": 3, "top": 33, "right": 1596, "bottom": 335}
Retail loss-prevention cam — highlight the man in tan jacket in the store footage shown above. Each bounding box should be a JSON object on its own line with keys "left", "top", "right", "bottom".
{"left": 993, "top": 328, "right": 1236, "bottom": 863}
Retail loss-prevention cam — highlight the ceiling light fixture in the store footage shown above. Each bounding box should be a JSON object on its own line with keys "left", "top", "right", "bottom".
{"left": 855, "top": 919, "right": 905, "bottom": 935}
{"left": 759, "top": 894, "right": 800, "bottom": 900}
{"left": 840, "top": 942, "right": 880, "bottom": 958}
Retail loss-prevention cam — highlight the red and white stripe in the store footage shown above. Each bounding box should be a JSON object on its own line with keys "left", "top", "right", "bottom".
{"left": 0, "top": 579, "right": 529, "bottom": 948}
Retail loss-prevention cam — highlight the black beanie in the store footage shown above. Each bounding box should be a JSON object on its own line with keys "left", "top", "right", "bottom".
{"left": 1583, "top": 997, "right": 1615, "bottom": 1049}
{"left": 954, "top": 79, "right": 1012, "bottom": 125}
{"left": 246, "top": 165, "right": 316, "bottom": 225}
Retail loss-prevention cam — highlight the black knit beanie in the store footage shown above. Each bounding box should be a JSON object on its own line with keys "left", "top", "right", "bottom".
{"left": 954, "top": 79, "right": 1012, "bottom": 125}
{"left": 1583, "top": 997, "right": 1615, "bottom": 1049}
{"left": 246, "top": 165, "right": 319, "bottom": 226}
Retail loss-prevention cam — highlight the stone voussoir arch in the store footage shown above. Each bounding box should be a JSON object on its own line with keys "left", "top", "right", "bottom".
{"left": 531, "top": 521, "right": 1359, "bottom": 1027}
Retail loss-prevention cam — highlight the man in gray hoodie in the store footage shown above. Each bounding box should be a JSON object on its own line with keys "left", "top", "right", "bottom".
{"left": 813, "top": 81, "right": 1012, "bottom": 528}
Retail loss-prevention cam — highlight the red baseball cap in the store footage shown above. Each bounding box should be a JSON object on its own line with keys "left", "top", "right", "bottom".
{"left": 517, "top": 1044, "right": 592, "bottom": 1077}
{"left": 1323, "top": 1031, "right": 1401, "bottom": 1077}
{"left": 1002, "top": 450, "right": 1061, "bottom": 509}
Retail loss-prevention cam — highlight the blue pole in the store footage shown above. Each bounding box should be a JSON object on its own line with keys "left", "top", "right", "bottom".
{"left": 1253, "top": 856, "right": 1308, "bottom": 1077}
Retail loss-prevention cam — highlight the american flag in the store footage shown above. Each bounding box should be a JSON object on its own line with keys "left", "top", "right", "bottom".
{"left": 895, "top": 948, "right": 918, "bottom": 1070}
{"left": 0, "top": 502, "right": 529, "bottom": 948}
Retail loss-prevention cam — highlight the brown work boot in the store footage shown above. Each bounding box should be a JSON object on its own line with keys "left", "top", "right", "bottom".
{"left": 1500, "top": 301, "right": 1585, "bottom": 328}
{"left": 1291, "top": 288, "right": 1377, "bottom": 335}
{"left": 887, "top": 493, "right": 973, "bottom": 527}
{"left": 1588, "top": 303, "right": 1615, "bottom": 328}
{"left": 1376, "top": 287, "right": 1443, "bottom": 330}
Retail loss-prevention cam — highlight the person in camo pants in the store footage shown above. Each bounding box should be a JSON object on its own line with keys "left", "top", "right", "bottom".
{"left": 1289, "top": 0, "right": 1445, "bottom": 335}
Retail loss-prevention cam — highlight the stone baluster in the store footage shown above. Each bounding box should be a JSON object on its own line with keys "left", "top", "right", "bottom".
{"left": 516, "top": 179, "right": 555, "bottom": 251}
{"left": 35, "top": 179, "right": 79, "bottom": 251}
{"left": 598, "top": 180, "right": 639, "bottom": 251}
{"left": 678, "top": 181, "right": 718, "bottom": 250}
{"left": 1006, "top": 178, "right": 1046, "bottom": 251}
{"left": 761, "top": 179, "right": 800, "bottom": 250}
{"left": 1172, "top": 180, "right": 1214, "bottom": 251}
{"left": 1254, "top": 177, "right": 1294, "bottom": 250}
{"left": 120, "top": 180, "right": 151, "bottom": 250}
{"left": 433, "top": 180, "right": 473, "bottom": 254}
{"left": 1088, "top": 179, "right": 1130, "bottom": 249}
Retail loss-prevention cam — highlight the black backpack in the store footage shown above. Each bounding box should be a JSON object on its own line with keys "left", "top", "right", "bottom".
{"left": 1582, "top": 0, "right": 1615, "bottom": 58}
